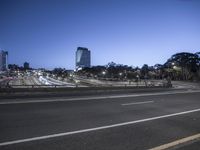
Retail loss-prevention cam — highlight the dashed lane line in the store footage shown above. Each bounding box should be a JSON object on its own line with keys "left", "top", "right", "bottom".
{"left": 121, "top": 100, "right": 154, "bottom": 106}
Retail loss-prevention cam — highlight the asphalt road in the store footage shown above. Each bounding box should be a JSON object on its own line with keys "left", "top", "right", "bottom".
{"left": 0, "top": 90, "right": 200, "bottom": 150}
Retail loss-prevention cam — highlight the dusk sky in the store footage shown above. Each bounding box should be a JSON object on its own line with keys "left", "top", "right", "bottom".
{"left": 0, "top": 0, "right": 200, "bottom": 69}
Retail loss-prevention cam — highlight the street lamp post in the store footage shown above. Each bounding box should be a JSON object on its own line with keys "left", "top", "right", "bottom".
{"left": 102, "top": 71, "right": 106, "bottom": 80}
{"left": 167, "top": 62, "right": 174, "bottom": 87}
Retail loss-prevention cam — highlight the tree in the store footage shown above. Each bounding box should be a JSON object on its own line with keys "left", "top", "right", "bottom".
{"left": 154, "top": 64, "right": 164, "bottom": 79}
{"left": 141, "top": 64, "right": 149, "bottom": 79}
{"left": 165, "top": 52, "right": 200, "bottom": 80}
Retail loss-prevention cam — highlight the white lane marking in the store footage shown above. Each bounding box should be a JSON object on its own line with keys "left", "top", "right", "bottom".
{"left": 0, "top": 108, "right": 200, "bottom": 146}
{"left": 150, "top": 133, "right": 200, "bottom": 150}
{"left": 122, "top": 100, "right": 154, "bottom": 106}
{"left": 0, "top": 90, "right": 200, "bottom": 105}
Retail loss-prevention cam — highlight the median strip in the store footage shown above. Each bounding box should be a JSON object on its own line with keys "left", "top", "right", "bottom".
{"left": 0, "top": 108, "right": 200, "bottom": 146}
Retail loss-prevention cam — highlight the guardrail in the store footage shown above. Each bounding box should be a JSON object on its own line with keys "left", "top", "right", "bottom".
{"left": 0, "top": 85, "right": 171, "bottom": 95}
{"left": 0, "top": 84, "right": 76, "bottom": 88}
{"left": 0, "top": 78, "right": 172, "bottom": 90}
{"left": 0, "top": 82, "right": 172, "bottom": 89}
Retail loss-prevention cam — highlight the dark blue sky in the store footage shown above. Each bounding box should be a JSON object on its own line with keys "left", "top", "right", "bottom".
{"left": 0, "top": 0, "right": 200, "bottom": 69}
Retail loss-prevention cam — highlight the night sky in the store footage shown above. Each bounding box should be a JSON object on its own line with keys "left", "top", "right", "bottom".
{"left": 0, "top": 0, "right": 200, "bottom": 69}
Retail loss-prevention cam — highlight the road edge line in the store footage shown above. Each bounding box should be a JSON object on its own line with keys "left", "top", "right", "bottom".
{"left": 0, "top": 108, "right": 200, "bottom": 147}
{"left": 149, "top": 133, "right": 200, "bottom": 150}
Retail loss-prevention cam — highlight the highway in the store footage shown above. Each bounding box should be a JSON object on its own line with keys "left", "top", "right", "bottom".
{"left": 3, "top": 73, "right": 194, "bottom": 89}
{"left": 0, "top": 90, "right": 200, "bottom": 149}
{"left": 8, "top": 76, "right": 42, "bottom": 87}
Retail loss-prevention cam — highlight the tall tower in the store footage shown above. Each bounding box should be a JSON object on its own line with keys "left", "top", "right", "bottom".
{"left": 24, "top": 62, "right": 30, "bottom": 70}
{"left": 0, "top": 50, "right": 8, "bottom": 71}
{"left": 75, "top": 47, "right": 91, "bottom": 69}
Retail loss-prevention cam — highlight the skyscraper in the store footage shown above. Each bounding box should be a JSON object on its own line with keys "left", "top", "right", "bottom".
{"left": 76, "top": 47, "right": 91, "bottom": 69}
{"left": 24, "top": 62, "right": 30, "bottom": 70}
{"left": 0, "top": 50, "right": 8, "bottom": 71}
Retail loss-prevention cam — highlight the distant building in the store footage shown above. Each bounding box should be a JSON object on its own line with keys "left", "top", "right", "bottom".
{"left": 0, "top": 50, "right": 8, "bottom": 71}
{"left": 24, "top": 62, "right": 30, "bottom": 69}
{"left": 75, "top": 47, "right": 91, "bottom": 69}
{"left": 8, "top": 64, "right": 19, "bottom": 70}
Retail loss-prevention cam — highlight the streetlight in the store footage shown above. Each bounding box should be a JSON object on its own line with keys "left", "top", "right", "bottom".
{"left": 119, "top": 72, "right": 123, "bottom": 81}
{"left": 102, "top": 71, "right": 106, "bottom": 80}
{"left": 168, "top": 62, "right": 175, "bottom": 76}
{"left": 166, "top": 62, "right": 174, "bottom": 87}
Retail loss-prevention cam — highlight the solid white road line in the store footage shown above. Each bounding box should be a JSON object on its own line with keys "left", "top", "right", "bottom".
{"left": 121, "top": 100, "right": 154, "bottom": 106}
{"left": 0, "top": 90, "right": 200, "bottom": 105}
{"left": 0, "top": 108, "right": 200, "bottom": 146}
{"left": 150, "top": 133, "right": 200, "bottom": 150}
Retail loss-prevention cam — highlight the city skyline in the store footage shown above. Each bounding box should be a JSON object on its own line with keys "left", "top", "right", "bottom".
{"left": 0, "top": 0, "right": 200, "bottom": 69}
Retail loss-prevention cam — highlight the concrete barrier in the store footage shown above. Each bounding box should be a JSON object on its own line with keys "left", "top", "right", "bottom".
{"left": 0, "top": 86, "right": 173, "bottom": 100}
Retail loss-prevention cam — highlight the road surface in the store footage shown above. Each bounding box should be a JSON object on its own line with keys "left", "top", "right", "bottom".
{"left": 0, "top": 90, "right": 200, "bottom": 150}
